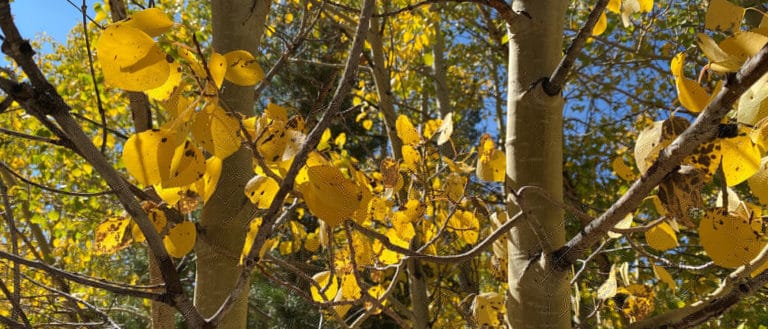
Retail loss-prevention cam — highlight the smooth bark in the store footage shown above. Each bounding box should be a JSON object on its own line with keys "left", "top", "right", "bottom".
{"left": 504, "top": 1, "right": 570, "bottom": 328}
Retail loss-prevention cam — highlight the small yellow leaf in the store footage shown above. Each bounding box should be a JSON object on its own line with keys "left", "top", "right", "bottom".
{"left": 396, "top": 115, "right": 421, "bottom": 146}
{"left": 737, "top": 72, "right": 768, "bottom": 125}
{"left": 472, "top": 292, "right": 505, "bottom": 327}
{"left": 699, "top": 209, "right": 766, "bottom": 268}
{"left": 244, "top": 175, "right": 279, "bottom": 209}
{"left": 122, "top": 7, "right": 174, "bottom": 37}
{"left": 310, "top": 271, "right": 339, "bottom": 303}
{"left": 300, "top": 165, "right": 362, "bottom": 227}
{"left": 671, "top": 53, "right": 709, "bottom": 113}
{"left": 362, "top": 119, "right": 373, "bottom": 130}
{"left": 592, "top": 11, "right": 607, "bottom": 36}
{"left": 199, "top": 156, "right": 222, "bottom": 203}
{"left": 208, "top": 52, "right": 227, "bottom": 89}
{"left": 748, "top": 157, "right": 768, "bottom": 204}
{"left": 146, "top": 60, "right": 182, "bottom": 101}
{"left": 705, "top": 0, "right": 745, "bottom": 32}
{"left": 97, "top": 24, "right": 170, "bottom": 91}
{"left": 638, "top": 0, "right": 653, "bottom": 12}
{"left": 401, "top": 145, "right": 421, "bottom": 172}
{"left": 122, "top": 129, "right": 177, "bottom": 186}
{"left": 608, "top": 214, "right": 633, "bottom": 239}
{"left": 644, "top": 221, "right": 678, "bottom": 251}
{"left": 192, "top": 105, "right": 242, "bottom": 159}
{"left": 223, "top": 50, "right": 264, "bottom": 86}
{"left": 265, "top": 103, "right": 288, "bottom": 122}
{"left": 612, "top": 156, "right": 636, "bottom": 181}
{"left": 445, "top": 173, "right": 467, "bottom": 203}
{"left": 436, "top": 112, "right": 454, "bottom": 145}
{"left": 334, "top": 132, "right": 347, "bottom": 149}
{"left": 597, "top": 265, "right": 618, "bottom": 299}
{"left": 162, "top": 221, "right": 196, "bottom": 258}
{"left": 163, "top": 140, "right": 206, "bottom": 188}
{"left": 93, "top": 217, "right": 132, "bottom": 255}
{"left": 720, "top": 131, "right": 761, "bottom": 186}
{"left": 652, "top": 264, "right": 676, "bottom": 291}
{"left": 391, "top": 211, "right": 416, "bottom": 241}
{"left": 607, "top": 0, "right": 621, "bottom": 14}
{"left": 476, "top": 135, "right": 506, "bottom": 182}
{"left": 449, "top": 210, "right": 479, "bottom": 244}
{"left": 239, "top": 217, "right": 262, "bottom": 264}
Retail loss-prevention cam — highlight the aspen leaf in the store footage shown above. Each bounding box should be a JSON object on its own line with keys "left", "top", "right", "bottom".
{"left": 304, "top": 231, "right": 320, "bottom": 252}
{"left": 718, "top": 32, "right": 768, "bottom": 65}
{"left": 612, "top": 156, "right": 636, "bottom": 181}
{"left": 401, "top": 145, "right": 421, "bottom": 172}
{"left": 373, "top": 229, "right": 408, "bottom": 265}
{"left": 593, "top": 11, "right": 607, "bottom": 36}
{"left": 239, "top": 217, "right": 263, "bottom": 265}
{"left": 607, "top": 0, "right": 621, "bottom": 13}
{"left": 163, "top": 140, "right": 206, "bottom": 188}
{"left": 472, "top": 292, "right": 505, "bottom": 327}
{"left": 146, "top": 60, "right": 182, "bottom": 101}
{"left": 350, "top": 231, "right": 374, "bottom": 267}
{"left": 122, "top": 8, "right": 173, "bottom": 37}
{"left": 445, "top": 173, "right": 466, "bottom": 203}
{"left": 310, "top": 271, "right": 339, "bottom": 303}
{"left": 657, "top": 166, "right": 706, "bottom": 229}
{"left": 391, "top": 211, "right": 415, "bottom": 241}
{"left": 334, "top": 132, "right": 346, "bottom": 149}
{"left": 192, "top": 105, "right": 241, "bottom": 159}
{"left": 300, "top": 165, "right": 362, "bottom": 227}
{"left": 366, "top": 285, "right": 386, "bottom": 313}
{"left": 671, "top": 53, "right": 709, "bottom": 113}
{"left": 208, "top": 52, "right": 227, "bottom": 89}
{"left": 132, "top": 208, "right": 168, "bottom": 243}
{"left": 436, "top": 112, "right": 454, "bottom": 145}
{"left": 317, "top": 128, "right": 332, "bottom": 151}
{"left": 153, "top": 184, "right": 184, "bottom": 207}
{"left": 396, "top": 115, "right": 421, "bottom": 146}
{"left": 697, "top": 33, "right": 743, "bottom": 73}
{"left": 476, "top": 134, "right": 506, "bottom": 182}
{"left": 748, "top": 157, "right": 768, "bottom": 205}
{"left": 644, "top": 221, "right": 678, "bottom": 251}
{"left": 609, "top": 214, "right": 633, "bottom": 238}
{"left": 93, "top": 217, "right": 132, "bottom": 255}
{"left": 199, "top": 156, "right": 222, "bottom": 203}
{"left": 244, "top": 175, "right": 279, "bottom": 209}
{"left": 362, "top": 119, "right": 373, "bottom": 130}
{"left": 265, "top": 103, "right": 288, "bottom": 122}
{"left": 638, "top": 0, "right": 653, "bottom": 12}
{"left": 258, "top": 122, "right": 304, "bottom": 163}
{"left": 634, "top": 117, "right": 689, "bottom": 173}
{"left": 705, "top": 0, "right": 745, "bottom": 32}
{"left": 122, "top": 129, "right": 177, "bottom": 186}
{"left": 97, "top": 24, "right": 170, "bottom": 91}
{"left": 449, "top": 210, "right": 479, "bottom": 244}
{"left": 162, "top": 221, "right": 196, "bottom": 258}
{"left": 223, "top": 50, "right": 264, "bottom": 86}
{"left": 597, "top": 265, "right": 618, "bottom": 299}
{"left": 720, "top": 130, "right": 760, "bottom": 186}
{"left": 652, "top": 264, "right": 676, "bottom": 291}
{"left": 177, "top": 46, "right": 206, "bottom": 79}
{"left": 737, "top": 72, "right": 768, "bottom": 126}
{"left": 699, "top": 209, "right": 766, "bottom": 268}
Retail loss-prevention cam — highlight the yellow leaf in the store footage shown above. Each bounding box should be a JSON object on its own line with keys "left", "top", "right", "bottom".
{"left": 132, "top": 207, "right": 168, "bottom": 243}
{"left": 146, "top": 60, "right": 182, "bottom": 101}
{"left": 612, "top": 156, "right": 636, "bottom": 181}
{"left": 244, "top": 175, "right": 279, "bottom": 209}
{"left": 608, "top": 214, "right": 633, "bottom": 238}
{"left": 401, "top": 145, "right": 421, "bottom": 172}
{"left": 607, "top": 0, "right": 621, "bottom": 13}
{"left": 373, "top": 229, "right": 408, "bottom": 265}
{"left": 310, "top": 271, "right": 339, "bottom": 303}
{"left": 240, "top": 217, "right": 263, "bottom": 265}
{"left": 445, "top": 173, "right": 467, "bottom": 203}
{"left": 699, "top": 209, "right": 766, "bottom": 268}
{"left": 592, "top": 11, "right": 607, "bottom": 36}
{"left": 163, "top": 140, "right": 206, "bottom": 188}
{"left": 223, "top": 50, "right": 264, "bottom": 86}
{"left": 633, "top": 117, "right": 689, "bottom": 173}
{"left": 304, "top": 231, "right": 320, "bottom": 252}
{"left": 638, "top": 0, "right": 653, "bottom": 12}
{"left": 192, "top": 105, "right": 242, "bottom": 159}
{"left": 391, "top": 211, "right": 416, "bottom": 241}
{"left": 300, "top": 165, "right": 362, "bottom": 227}
{"left": 334, "top": 132, "right": 347, "bottom": 149}
{"left": 705, "top": 0, "right": 745, "bottom": 32}
{"left": 737, "top": 72, "right": 768, "bottom": 125}
{"left": 719, "top": 31, "right": 768, "bottom": 65}
{"left": 436, "top": 112, "right": 454, "bottom": 145}
{"left": 162, "top": 221, "right": 196, "bottom": 258}
{"left": 472, "top": 292, "right": 505, "bottom": 327}
{"left": 97, "top": 24, "right": 170, "bottom": 91}
{"left": 122, "top": 8, "right": 173, "bottom": 37}
{"left": 652, "top": 264, "right": 676, "bottom": 291}
{"left": 122, "top": 129, "right": 178, "bottom": 186}
{"left": 317, "top": 128, "right": 332, "bottom": 151}
{"left": 449, "top": 210, "right": 479, "bottom": 244}
{"left": 199, "top": 156, "right": 222, "bottom": 203}
{"left": 177, "top": 46, "right": 206, "bottom": 79}
{"left": 697, "top": 33, "right": 741, "bottom": 73}
{"left": 362, "top": 119, "right": 373, "bottom": 130}
{"left": 671, "top": 53, "right": 710, "bottom": 113}
{"left": 748, "top": 157, "right": 768, "bottom": 204}
{"left": 644, "top": 221, "right": 678, "bottom": 251}
{"left": 208, "top": 52, "right": 227, "bottom": 89}
{"left": 265, "top": 103, "right": 288, "bottom": 122}
{"left": 720, "top": 130, "right": 761, "bottom": 186}
{"left": 396, "top": 115, "right": 421, "bottom": 146}
{"left": 597, "top": 265, "right": 618, "bottom": 299}
{"left": 93, "top": 217, "right": 132, "bottom": 255}
{"left": 476, "top": 134, "right": 506, "bottom": 182}
{"left": 366, "top": 285, "right": 386, "bottom": 313}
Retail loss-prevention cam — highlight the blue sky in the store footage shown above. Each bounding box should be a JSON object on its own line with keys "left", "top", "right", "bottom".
{"left": 3, "top": 0, "right": 97, "bottom": 64}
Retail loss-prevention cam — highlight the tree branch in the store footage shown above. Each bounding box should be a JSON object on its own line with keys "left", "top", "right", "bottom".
{"left": 554, "top": 44, "right": 768, "bottom": 270}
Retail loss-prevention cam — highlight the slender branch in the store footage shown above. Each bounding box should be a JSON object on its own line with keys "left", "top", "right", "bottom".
{"left": 554, "top": 44, "right": 768, "bottom": 270}
{"left": 80, "top": 0, "right": 108, "bottom": 153}
{"left": 545, "top": 0, "right": 609, "bottom": 95}
{"left": 0, "top": 162, "right": 114, "bottom": 197}
{"left": 23, "top": 273, "right": 120, "bottom": 328}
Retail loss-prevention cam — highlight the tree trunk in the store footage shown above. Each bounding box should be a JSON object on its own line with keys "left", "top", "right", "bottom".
{"left": 193, "top": 1, "right": 269, "bottom": 328}
{"left": 504, "top": 2, "right": 570, "bottom": 328}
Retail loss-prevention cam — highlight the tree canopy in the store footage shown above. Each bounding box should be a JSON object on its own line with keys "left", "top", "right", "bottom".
{"left": 2, "top": 0, "right": 768, "bottom": 328}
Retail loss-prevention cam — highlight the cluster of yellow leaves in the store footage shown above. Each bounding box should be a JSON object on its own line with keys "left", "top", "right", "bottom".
{"left": 593, "top": 0, "right": 654, "bottom": 36}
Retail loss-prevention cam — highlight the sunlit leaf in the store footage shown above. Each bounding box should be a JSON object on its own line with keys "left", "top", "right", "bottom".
{"left": 244, "top": 175, "right": 279, "bottom": 209}
{"left": 310, "top": 271, "right": 339, "bottom": 303}
{"left": 436, "top": 112, "right": 454, "bottom": 145}
{"left": 748, "top": 157, "right": 768, "bottom": 205}
{"left": 476, "top": 134, "right": 505, "bottom": 182}
{"left": 592, "top": 11, "right": 607, "bottom": 36}
{"left": 396, "top": 115, "right": 421, "bottom": 146}
{"left": 208, "top": 52, "right": 227, "bottom": 89}
{"left": 299, "top": 165, "right": 362, "bottom": 227}
{"left": 612, "top": 156, "right": 636, "bottom": 181}
{"left": 122, "top": 129, "right": 178, "bottom": 186}
{"left": 163, "top": 140, "right": 206, "bottom": 188}
{"left": 192, "top": 105, "right": 242, "bottom": 159}
{"left": 93, "top": 217, "right": 132, "bottom": 255}
{"left": 97, "top": 24, "right": 170, "bottom": 91}
{"left": 391, "top": 211, "right": 415, "bottom": 241}
{"left": 146, "top": 60, "right": 182, "bottom": 101}
{"left": 608, "top": 214, "right": 633, "bottom": 238}
{"left": 720, "top": 130, "right": 761, "bottom": 186}
{"left": 737, "top": 72, "right": 768, "bottom": 125}
{"left": 644, "top": 221, "right": 678, "bottom": 251}
{"left": 671, "top": 53, "right": 709, "bottom": 113}
{"left": 162, "top": 221, "right": 196, "bottom": 258}
{"left": 634, "top": 117, "right": 689, "bottom": 173}
{"left": 223, "top": 49, "right": 264, "bottom": 86}
{"left": 122, "top": 7, "right": 174, "bottom": 37}
{"left": 705, "top": 0, "right": 745, "bottom": 32}
{"left": 699, "top": 209, "right": 766, "bottom": 268}
{"left": 597, "top": 265, "right": 617, "bottom": 299}
{"left": 472, "top": 292, "right": 505, "bottom": 327}
{"left": 652, "top": 264, "right": 676, "bottom": 291}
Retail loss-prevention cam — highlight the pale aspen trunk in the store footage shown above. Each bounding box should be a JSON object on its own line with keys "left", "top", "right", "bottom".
{"left": 504, "top": 1, "right": 571, "bottom": 328}
{"left": 193, "top": 1, "right": 269, "bottom": 328}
